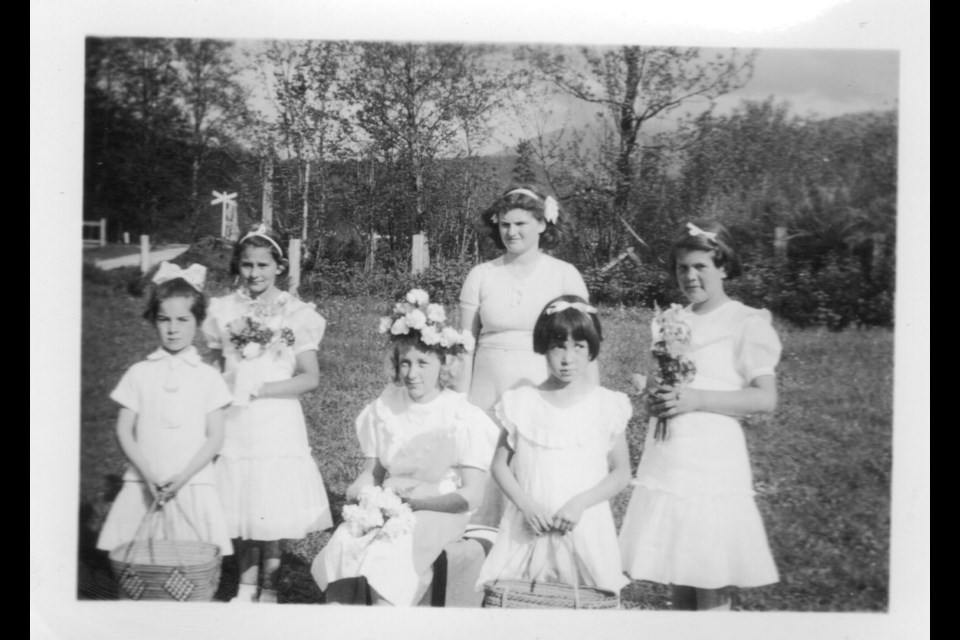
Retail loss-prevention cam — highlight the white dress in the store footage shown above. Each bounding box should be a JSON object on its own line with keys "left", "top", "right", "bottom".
{"left": 618, "top": 300, "right": 781, "bottom": 589}
{"left": 96, "top": 346, "right": 234, "bottom": 554}
{"left": 475, "top": 386, "right": 632, "bottom": 594}
{"left": 311, "top": 385, "right": 500, "bottom": 606}
{"left": 459, "top": 254, "right": 589, "bottom": 413}
{"left": 202, "top": 290, "right": 333, "bottom": 540}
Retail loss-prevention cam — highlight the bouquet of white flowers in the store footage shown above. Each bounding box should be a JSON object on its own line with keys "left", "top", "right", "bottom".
{"left": 342, "top": 486, "right": 416, "bottom": 543}
{"left": 651, "top": 303, "right": 697, "bottom": 441}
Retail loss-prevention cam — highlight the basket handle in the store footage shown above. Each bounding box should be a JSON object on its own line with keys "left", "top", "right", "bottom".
{"left": 494, "top": 532, "right": 585, "bottom": 609}
{"left": 119, "top": 491, "right": 204, "bottom": 570}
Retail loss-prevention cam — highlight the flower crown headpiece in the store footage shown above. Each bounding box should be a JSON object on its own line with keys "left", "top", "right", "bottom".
{"left": 492, "top": 188, "right": 560, "bottom": 225}
{"left": 152, "top": 261, "right": 207, "bottom": 292}
{"left": 378, "top": 289, "right": 476, "bottom": 355}
{"left": 240, "top": 223, "right": 284, "bottom": 258}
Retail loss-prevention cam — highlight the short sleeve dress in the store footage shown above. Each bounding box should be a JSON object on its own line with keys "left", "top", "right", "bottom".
{"left": 475, "top": 386, "right": 632, "bottom": 593}
{"left": 311, "top": 385, "right": 500, "bottom": 606}
{"left": 96, "top": 346, "right": 234, "bottom": 554}
{"left": 459, "top": 254, "right": 589, "bottom": 412}
{"left": 618, "top": 300, "right": 781, "bottom": 589}
{"left": 202, "top": 289, "right": 333, "bottom": 540}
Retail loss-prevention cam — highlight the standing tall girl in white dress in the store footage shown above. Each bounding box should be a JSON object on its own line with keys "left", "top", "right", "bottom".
{"left": 202, "top": 225, "right": 332, "bottom": 603}
{"left": 476, "top": 295, "right": 632, "bottom": 597}
{"left": 458, "top": 184, "right": 594, "bottom": 527}
{"left": 312, "top": 289, "right": 499, "bottom": 606}
{"left": 97, "top": 263, "right": 234, "bottom": 557}
{"left": 618, "top": 221, "right": 782, "bottom": 611}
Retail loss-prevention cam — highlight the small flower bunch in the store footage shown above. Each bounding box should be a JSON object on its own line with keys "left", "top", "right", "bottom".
{"left": 342, "top": 486, "right": 416, "bottom": 541}
{"left": 378, "top": 288, "right": 476, "bottom": 355}
{"left": 651, "top": 303, "right": 697, "bottom": 441}
{"left": 228, "top": 298, "right": 295, "bottom": 359}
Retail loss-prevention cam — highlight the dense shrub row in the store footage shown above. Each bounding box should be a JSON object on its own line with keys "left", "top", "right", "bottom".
{"left": 296, "top": 251, "right": 893, "bottom": 330}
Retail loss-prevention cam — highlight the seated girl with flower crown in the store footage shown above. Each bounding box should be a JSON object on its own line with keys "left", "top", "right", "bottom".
{"left": 311, "top": 289, "right": 500, "bottom": 606}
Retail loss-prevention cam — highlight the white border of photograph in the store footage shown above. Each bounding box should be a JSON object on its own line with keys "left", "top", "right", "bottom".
{"left": 31, "top": 1, "right": 929, "bottom": 638}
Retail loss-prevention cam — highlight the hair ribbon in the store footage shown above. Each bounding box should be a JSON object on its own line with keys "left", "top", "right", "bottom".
{"left": 545, "top": 300, "right": 597, "bottom": 316}
{"left": 152, "top": 261, "right": 207, "bottom": 292}
{"left": 241, "top": 223, "right": 284, "bottom": 257}
{"left": 686, "top": 222, "right": 718, "bottom": 243}
{"left": 505, "top": 188, "right": 560, "bottom": 224}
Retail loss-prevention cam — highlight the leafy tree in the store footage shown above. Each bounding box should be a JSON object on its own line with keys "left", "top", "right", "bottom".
{"left": 524, "top": 45, "right": 756, "bottom": 259}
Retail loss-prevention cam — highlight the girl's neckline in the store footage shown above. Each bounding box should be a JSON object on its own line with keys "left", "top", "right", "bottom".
{"left": 689, "top": 298, "right": 736, "bottom": 317}
{"left": 402, "top": 385, "right": 446, "bottom": 407}
{"left": 536, "top": 383, "right": 599, "bottom": 410}
{"left": 238, "top": 288, "right": 287, "bottom": 304}
{"left": 500, "top": 251, "right": 544, "bottom": 281}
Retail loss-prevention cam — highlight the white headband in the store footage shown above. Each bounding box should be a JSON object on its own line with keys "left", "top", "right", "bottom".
{"left": 504, "top": 188, "right": 560, "bottom": 224}
{"left": 545, "top": 300, "right": 597, "bottom": 316}
{"left": 240, "top": 223, "right": 284, "bottom": 257}
{"left": 686, "top": 222, "right": 718, "bottom": 243}
{"left": 152, "top": 261, "right": 206, "bottom": 292}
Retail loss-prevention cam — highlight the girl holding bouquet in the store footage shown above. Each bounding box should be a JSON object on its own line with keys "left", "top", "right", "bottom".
{"left": 202, "top": 225, "right": 332, "bottom": 603}
{"left": 475, "top": 295, "right": 632, "bottom": 598}
{"left": 311, "top": 289, "right": 500, "bottom": 606}
{"left": 618, "top": 221, "right": 782, "bottom": 611}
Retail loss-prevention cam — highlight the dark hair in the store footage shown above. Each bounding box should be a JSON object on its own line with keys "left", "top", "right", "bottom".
{"left": 230, "top": 226, "right": 288, "bottom": 277}
{"left": 479, "top": 183, "right": 569, "bottom": 251}
{"left": 666, "top": 220, "right": 742, "bottom": 282}
{"left": 532, "top": 295, "right": 603, "bottom": 360}
{"left": 142, "top": 278, "right": 208, "bottom": 324}
{"left": 389, "top": 333, "right": 450, "bottom": 385}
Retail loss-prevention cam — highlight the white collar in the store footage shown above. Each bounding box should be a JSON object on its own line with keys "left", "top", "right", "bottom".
{"left": 146, "top": 346, "right": 201, "bottom": 367}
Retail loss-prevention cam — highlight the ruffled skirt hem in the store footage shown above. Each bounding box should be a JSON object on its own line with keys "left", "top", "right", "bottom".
{"left": 216, "top": 455, "right": 332, "bottom": 540}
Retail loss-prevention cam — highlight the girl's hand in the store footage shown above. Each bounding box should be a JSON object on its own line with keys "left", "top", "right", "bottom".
{"left": 651, "top": 386, "right": 700, "bottom": 419}
{"left": 158, "top": 473, "right": 189, "bottom": 503}
{"left": 552, "top": 498, "right": 586, "bottom": 534}
{"left": 520, "top": 502, "right": 554, "bottom": 536}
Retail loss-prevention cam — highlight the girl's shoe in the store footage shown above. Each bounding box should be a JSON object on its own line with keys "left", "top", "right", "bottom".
{"left": 258, "top": 588, "right": 279, "bottom": 603}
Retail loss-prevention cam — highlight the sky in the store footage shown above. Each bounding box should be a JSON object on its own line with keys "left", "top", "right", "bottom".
{"left": 31, "top": 1, "right": 927, "bottom": 639}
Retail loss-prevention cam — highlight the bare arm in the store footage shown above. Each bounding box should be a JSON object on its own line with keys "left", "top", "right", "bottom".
{"left": 257, "top": 349, "right": 320, "bottom": 399}
{"left": 455, "top": 306, "right": 481, "bottom": 394}
{"left": 553, "top": 433, "right": 632, "bottom": 533}
{"left": 346, "top": 457, "right": 387, "bottom": 502}
{"left": 490, "top": 430, "right": 553, "bottom": 534}
{"left": 405, "top": 466, "right": 487, "bottom": 514}
{"left": 115, "top": 407, "right": 161, "bottom": 498}
{"left": 161, "top": 407, "right": 227, "bottom": 498}
{"left": 653, "top": 375, "right": 778, "bottom": 419}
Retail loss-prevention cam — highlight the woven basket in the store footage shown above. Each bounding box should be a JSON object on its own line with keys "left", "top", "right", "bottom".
{"left": 108, "top": 496, "right": 222, "bottom": 602}
{"left": 482, "top": 533, "right": 620, "bottom": 609}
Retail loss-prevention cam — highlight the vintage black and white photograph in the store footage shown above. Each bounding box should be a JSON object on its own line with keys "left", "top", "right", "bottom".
{"left": 32, "top": 0, "right": 928, "bottom": 638}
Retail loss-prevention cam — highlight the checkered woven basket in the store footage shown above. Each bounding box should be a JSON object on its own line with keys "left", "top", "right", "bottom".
{"left": 108, "top": 496, "right": 222, "bottom": 602}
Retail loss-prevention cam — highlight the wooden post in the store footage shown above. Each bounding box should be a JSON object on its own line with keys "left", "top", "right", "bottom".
{"left": 262, "top": 156, "right": 274, "bottom": 231}
{"left": 98, "top": 218, "right": 107, "bottom": 247}
{"left": 411, "top": 233, "right": 429, "bottom": 275}
{"left": 871, "top": 232, "right": 886, "bottom": 277}
{"left": 139, "top": 235, "right": 150, "bottom": 274}
{"left": 288, "top": 239, "right": 301, "bottom": 297}
{"left": 774, "top": 226, "right": 788, "bottom": 267}
{"left": 365, "top": 231, "right": 379, "bottom": 274}
{"left": 123, "top": 232, "right": 130, "bottom": 245}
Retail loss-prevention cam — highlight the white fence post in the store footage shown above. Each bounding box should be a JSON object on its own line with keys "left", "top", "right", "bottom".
{"left": 411, "top": 233, "right": 429, "bottom": 275}
{"left": 288, "top": 239, "right": 301, "bottom": 297}
{"left": 98, "top": 218, "right": 106, "bottom": 247}
{"left": 140, "top": 235, "right": 150, "bottom": 274}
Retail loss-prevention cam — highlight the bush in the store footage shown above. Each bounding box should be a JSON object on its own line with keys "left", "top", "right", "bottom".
{"left": 582, "top": 260, "right": 676, "bottom": 308}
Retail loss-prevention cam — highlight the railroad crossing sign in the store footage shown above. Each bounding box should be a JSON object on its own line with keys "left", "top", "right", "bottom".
{"left": 212, "top": 191, "right": 239, "bottom": 241}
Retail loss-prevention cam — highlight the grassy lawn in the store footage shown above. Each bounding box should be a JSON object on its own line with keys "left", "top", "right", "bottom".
{"left": 77, "top": 268, "right": 892, "bottom": 610}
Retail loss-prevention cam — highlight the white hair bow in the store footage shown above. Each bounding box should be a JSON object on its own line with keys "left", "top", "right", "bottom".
{"left": 686, "top": 222, "right": 718, "bottom": 243}
{"left": 545, "top": 300, "right": 598, "bottom": 315}
{"left": 506, "top": 188, "right": 560, "bottom": 224}
{"left": 152, "top": 261, "right": 207, "bottom": 291}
